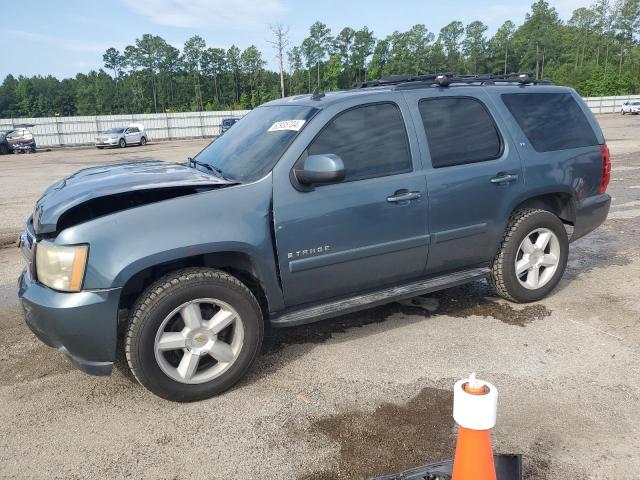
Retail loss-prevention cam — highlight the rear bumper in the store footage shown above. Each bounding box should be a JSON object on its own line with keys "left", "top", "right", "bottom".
{"left": 18, "top": 269, "right": 121, "bottom": 376}
{"left": 572, "top": 193, "right": 611, "bottom": 242}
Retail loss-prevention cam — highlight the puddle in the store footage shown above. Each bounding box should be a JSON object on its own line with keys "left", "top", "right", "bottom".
{"left": 432, "top": 282, "right": 552, "bottom": 327}
{"left": 264, "top": 281, "right": 551, "bottom": 353}
{"left": 300, "top": 387, "right": 455, "bottom": 480}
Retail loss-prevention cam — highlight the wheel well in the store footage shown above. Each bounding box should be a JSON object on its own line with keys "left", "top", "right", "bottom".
{"left": 513, "top": 193, "right": 575, "bottom": 225}
{"left": 118, "top": 252, "right": 269, "bottom": 320}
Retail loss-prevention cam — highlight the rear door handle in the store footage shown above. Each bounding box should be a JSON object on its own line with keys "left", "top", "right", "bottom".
{"left": 387, "top": 190, "right": 422, "bottom": 203}
{"left": 490, "top": 173, "right": 519, "bottom": 184}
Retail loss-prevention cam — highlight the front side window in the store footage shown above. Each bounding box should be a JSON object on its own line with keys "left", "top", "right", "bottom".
{"left": 502, "top": 93, "right": 598, "bottom": 152}
{"left": 195, "top": 105, "right": 318, "bottom": 183}
{"left": 306, "top": 102, "right": 412, "bottom": 182}
{"left": 419, "top": 97, "right": 502, "bottom": 168}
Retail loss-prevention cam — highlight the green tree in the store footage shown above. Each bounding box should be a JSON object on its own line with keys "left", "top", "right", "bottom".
{"left": 463, "top": 21, "right": 489, "bottom": 74}
{"left": 308, "top": 21, "right": 333, "bottom": 89}
{"left": 439, "top": 21, "right": 465, "bottom": 72}
{"left": 183, "top": 35, "right": 206, "bottom": 111}
{"left": 488, "top": 21, "right": 516, "bottom": 73}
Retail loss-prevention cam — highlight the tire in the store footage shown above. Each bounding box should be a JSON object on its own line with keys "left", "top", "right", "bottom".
{"left": 489, "top": 208, "right": 569, "bottom": 303}
{"left": 125, "top": 268, "right": 263, "bottom": 402}
{"left": 140, "top": 136, "right": 147, "bottom": 146}
{"left": 119, "top": 138, "right": 126, "bottom": 148}
{"left": 0, "top": 144, "right": 8, "bottom": 155}
{"left": 622, "top": 110, "right": 626, "bottom": 115}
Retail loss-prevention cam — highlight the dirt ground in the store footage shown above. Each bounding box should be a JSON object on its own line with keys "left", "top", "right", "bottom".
{"left": 0, "top": 116, "right": 639, "bottom": 479}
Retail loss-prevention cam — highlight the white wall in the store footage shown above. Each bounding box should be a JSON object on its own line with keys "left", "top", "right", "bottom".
{"left": 0, "top": 95, "right": 637, "bottom": 147}
{"left": 0, "top": 111, "right": 248, "bottom": 147}
{"left": 582, "top": 95, "right": 640, "bottom": 114}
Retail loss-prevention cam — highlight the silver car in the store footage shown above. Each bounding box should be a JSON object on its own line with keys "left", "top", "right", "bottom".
{"left": 96, "top": 126, "right": 147, "bottom": 149}
{"left": 621, "top": 101, "right": 640, "bottom": 115}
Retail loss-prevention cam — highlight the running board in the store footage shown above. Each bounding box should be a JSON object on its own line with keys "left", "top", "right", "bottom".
{"left": 270, "top": 267, "right": 490, "bottom": 327}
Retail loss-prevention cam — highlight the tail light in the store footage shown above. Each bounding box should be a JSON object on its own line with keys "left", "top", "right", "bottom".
{"left": 599, "top": 144, "right": 611, "bottom": 193}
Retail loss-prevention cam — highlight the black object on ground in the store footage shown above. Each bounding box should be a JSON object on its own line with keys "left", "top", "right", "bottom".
{"left": 370, "top": 454, "right": 522, "bottom": 480}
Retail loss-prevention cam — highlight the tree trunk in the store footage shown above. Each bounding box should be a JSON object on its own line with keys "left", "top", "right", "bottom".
{"left": 504, "top": 45, "right": 508, "bottom": 75}
{"left": 278, "top": 54, "right": 285, "bottom": 98}
{"left": 317, "top": 61, "right": 320, "bottom": 89}
{"left": 152, "top": 76, "right": 158, "bottom": 113}
{"left": 619, "top": 44, "right": 623, "bottom": 75}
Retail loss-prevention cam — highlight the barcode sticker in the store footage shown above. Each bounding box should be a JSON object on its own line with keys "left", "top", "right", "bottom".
{"left": 268, "top": 120, "right": 306, "bottom": 132}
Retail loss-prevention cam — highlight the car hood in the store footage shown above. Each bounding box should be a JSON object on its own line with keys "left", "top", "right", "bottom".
{"left": 33, "top": 160, "right": 232, "bottom": 234}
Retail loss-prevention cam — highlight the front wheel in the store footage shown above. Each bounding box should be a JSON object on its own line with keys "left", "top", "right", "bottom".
{"left": 119, "top": 138, "right": 126, "bottom": 148}
{"left": 489, "top": 209, "right": 569, "bottom": 303}
{"left": 125, "top": 268, "right": 263, "bottom": 402}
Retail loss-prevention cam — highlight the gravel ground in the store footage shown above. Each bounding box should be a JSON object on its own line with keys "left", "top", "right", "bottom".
{"left": 0, "top": 116, "right": 639, "bottom": 479}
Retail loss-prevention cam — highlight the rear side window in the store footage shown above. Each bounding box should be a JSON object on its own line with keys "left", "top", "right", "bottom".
{"left": 419, "top": 97, "right": 502, "bottom": 168}
{"left": 502, "top": 93, "right": 597, "bottom": 152}
{"left": 307, "top": 103, "right": 412, "bottom": 181}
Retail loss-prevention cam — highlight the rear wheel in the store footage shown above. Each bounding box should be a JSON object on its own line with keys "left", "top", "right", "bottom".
{"left": 125, "top": 268, "right": 263, "bottom": 402}
{"left": 140, "top": 136, "right": 147, "bottom": 146}
{"left": 489, "top": 208, "right": 568, "bottom": 303}
{"left": 119, "top": 138, "right": 126, "bottom": 148}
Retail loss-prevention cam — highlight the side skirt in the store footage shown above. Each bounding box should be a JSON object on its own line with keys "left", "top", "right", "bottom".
{"left": 269, "top": 267, "right": 490, "bottom": 328}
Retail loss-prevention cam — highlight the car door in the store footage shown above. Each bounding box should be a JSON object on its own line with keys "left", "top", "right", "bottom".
{"left": 403, "top": 90, "right": 525, "bottom": 274}
{"left": 125, "top": 127, "right": 139, "bottom": 144}
{"left": 272, "top": 99, "right": 429, "bottom": 307}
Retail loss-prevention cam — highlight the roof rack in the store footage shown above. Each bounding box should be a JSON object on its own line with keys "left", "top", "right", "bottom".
{"left": 354, "top": 72, "right": 553, "bottom": 89}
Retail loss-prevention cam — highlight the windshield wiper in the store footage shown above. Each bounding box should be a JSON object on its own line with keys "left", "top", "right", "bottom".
{"left": 188, "top": 157, "right": 231, "bottom": 181}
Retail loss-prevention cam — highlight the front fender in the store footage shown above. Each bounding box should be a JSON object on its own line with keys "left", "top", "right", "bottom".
{"left": 55, "top": 174, "right": 283, "bottom": 308}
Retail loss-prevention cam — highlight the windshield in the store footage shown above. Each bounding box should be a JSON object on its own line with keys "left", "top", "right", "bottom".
{"left": 104, "top": 128, "right": 125, "bottom": 134}
{"left": 632, "top": 102, "right": 640, "bottom": 106}
{"left": 194, "top": 105, "right": 318, "bottom": 182}
{"left": 222, "top": 119, "right": 237, "bottom": 127}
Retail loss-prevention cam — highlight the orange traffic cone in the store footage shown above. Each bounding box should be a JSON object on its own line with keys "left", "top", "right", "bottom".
{"left": 452, "top": 373, "right": 498, "bottom": 480}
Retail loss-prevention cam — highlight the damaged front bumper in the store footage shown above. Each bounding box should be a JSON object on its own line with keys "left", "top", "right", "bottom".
{"left": 18, "top": 268, "right": 121, "bottom": 376}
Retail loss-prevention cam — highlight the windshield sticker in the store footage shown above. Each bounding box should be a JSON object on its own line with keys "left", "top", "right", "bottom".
{"left": 268, "top": 119, "right": 306, "bottom": 132}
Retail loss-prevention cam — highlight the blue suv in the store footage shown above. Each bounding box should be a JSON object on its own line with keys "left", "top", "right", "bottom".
{"left": 18, "top": 74, "right": 611, "bottom": 401}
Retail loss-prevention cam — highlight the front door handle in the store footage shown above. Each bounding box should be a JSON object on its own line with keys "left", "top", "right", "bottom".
{"left": 490, "top": 173, "right": 519, "bottom": 185}
{"left": 387, "top": 190, "right": 422, "bottom": 203}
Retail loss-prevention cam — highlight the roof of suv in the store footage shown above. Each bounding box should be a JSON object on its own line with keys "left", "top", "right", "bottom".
{"left": 265, "top": 74, "right": 576, "bottom": 109}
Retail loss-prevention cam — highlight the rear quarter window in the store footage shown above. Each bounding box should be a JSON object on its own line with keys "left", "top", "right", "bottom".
{"left": 502, "top": 93, "right": 598, "bottom": 152}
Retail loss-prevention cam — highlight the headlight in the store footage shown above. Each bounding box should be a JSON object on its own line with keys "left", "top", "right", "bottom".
{"left": 35, "top": 242, "right": 88, "bottom": 292}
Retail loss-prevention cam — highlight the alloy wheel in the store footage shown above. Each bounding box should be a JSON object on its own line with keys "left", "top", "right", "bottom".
{"left": 153, "top": 298, "right": 244, "bottom": 384}
{"left": 514, "top": 227, "right": 561, "bottom": 290}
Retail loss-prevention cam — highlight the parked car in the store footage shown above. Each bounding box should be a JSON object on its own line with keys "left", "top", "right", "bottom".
{"left": 0, "top": 125, "right": 36, "bottom": 154}
{"left": 96, "top": 124, "right": 147, "bottom": 148}
{"left": 621, "top": 101, "right": 640, "bottom": 114}
{"left": 18, "top": 73, "right": 611, "bottom": 402}
{"left": 220, "top": 117, "right": 239, "bottom": 135}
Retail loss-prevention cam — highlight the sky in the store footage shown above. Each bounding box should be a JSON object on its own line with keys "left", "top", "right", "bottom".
{"left": 0, "top": 0, "right": 592, "bottom": 80}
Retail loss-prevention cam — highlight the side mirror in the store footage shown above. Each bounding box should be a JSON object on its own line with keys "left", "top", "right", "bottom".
{"left": 294, "top": 154, "right": 345, "bottom": 189}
